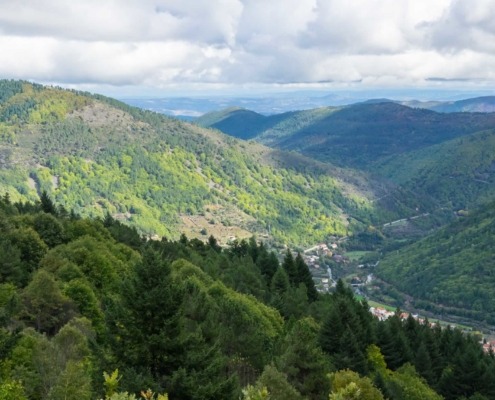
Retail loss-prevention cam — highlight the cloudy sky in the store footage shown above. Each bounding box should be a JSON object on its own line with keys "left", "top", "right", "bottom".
{"left": 1, "top": 0, "right": 495, "bottom": 97}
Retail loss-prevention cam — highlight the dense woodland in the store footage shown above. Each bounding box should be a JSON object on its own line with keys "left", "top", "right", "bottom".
{"left": 376, "top": 201, "right": 495, "bottom": 325}
{"left": 1, "top": 194, "right": 495, "bottom": 399}
{"left": 199, "top": 103, "right": 495, "bottom": 214}
{"left": 2, "top": 80, "right": 495, "bottom": 399}
{"left": 0, "top": 79, "right": 406, "bottom": 246}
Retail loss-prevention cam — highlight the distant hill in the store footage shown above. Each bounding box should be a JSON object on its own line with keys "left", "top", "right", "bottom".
{"left": 196, "top": 107, "right": 278, "bottom": 140}
{"left": 427, "top": 96, "right": 495, "bottom": 113}
{"left": 376, "top": 200, "right": 495, "bottom": 325}
{"left": 373, "top": 129, "right": 495, "bottom": 210}
{"left": 0, "top": 80, "right": 413, "bottom": 245}
{"left": 200, "top": 102, "right": 495, "bottom": 169}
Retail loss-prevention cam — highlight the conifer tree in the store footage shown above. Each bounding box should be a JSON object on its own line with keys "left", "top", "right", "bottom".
{"left": 282, "top": 249, "right": 298, "bottom": 286}
{"left": 39, "top": 191, "right": 57, "bottom": 215}
{"left": 295, "top": 252, "right": 318, "bottom": 302}
{"left": 113, "top": 247, "right": 183, "bottom": 389}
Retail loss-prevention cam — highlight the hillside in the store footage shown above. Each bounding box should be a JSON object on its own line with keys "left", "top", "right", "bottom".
{"left": 195, "top": 107, "right": 275, "bottom": 140}
{"left": 3, "top": 196, "right": 494, "bottom": 399}
{"left": 0, "top": 80, "right": 410, "bottom": 245}
{"left": 373, "top": 129, "right": 495, "bottom": 210}
{"left": 427, "top": 96, "right": 495, "bottom": 113}
{"left": 199, "top": 102, "right": 495, "bottom": 169}
{"left": 376, "top": 200, "right": 495, "bottom": 325}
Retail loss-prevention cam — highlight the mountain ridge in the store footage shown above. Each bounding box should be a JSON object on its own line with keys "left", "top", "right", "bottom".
{"left": 0, "top": 79, "right": 409, "bottom": 245}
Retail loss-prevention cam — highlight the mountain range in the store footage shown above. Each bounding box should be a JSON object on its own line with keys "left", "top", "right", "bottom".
{"left": 0, "top": 80, "right": 414, "bottom": 246}
{"left": 197, "top": 98, "right": 495, "bottom": 326}
{"left": 2, "top": 80, "right": 495, "bottom": 327}
{"left": 197, "top": 101, "right": 495, "bottom": 211}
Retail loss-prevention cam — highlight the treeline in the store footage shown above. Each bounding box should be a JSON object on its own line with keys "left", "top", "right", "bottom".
{"left": 1, "top": 195, "right": 495, "bottom": 399}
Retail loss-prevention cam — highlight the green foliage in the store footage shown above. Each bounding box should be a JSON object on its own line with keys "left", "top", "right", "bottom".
{"left": 329, "top": 369, "right": 384, "bottom": 400}
{"left": 385, "top": 364, "right": 443, "bottom": 400}
{"left": 0, "top": 80, "right": 383, "bottom": 245}
{"left": 0, "top": 380, "right": 27, "bottom": 400}
{"left": 200, "top": 102, "right": 495, "bottom": 170}
{"left": 1, "top": 193, "right": 495, "bottom": 400}
{"left": 276, "top": 317, "right": 330, "bottom": 399}
{"left": 377, "top": 201, "right": 495, "bottom": 323}
{"left": 373, "top": 129, "right": 495, "bottom": 210}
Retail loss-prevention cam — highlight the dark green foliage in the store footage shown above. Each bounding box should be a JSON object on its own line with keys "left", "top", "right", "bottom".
{"left": 113, "top": 247, "right": 183, "bottom": 382}
{"left": 39, "top": 191, "right": 57, "bottom": 215}
{"left": 0, "top": 195, "right": 495, "bottom": 399}
{"left": 276, "top": 318, "right": 330, "bottom": 399}
{"left": 282, "top": 250, "right": 298, "bottom": 286}
{"left": 319, "top": 281, "right": 374, "bottom": 375}
{"left": 377, "top": 200, "right": 495, "bottom": 324}
{"left": 295, "top": 252, "right": 318, "bottom": 302}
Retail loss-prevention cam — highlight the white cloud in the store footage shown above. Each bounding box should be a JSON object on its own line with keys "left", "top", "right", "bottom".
{"left": 0, "top": 0, "right": 493, "bottom": 94}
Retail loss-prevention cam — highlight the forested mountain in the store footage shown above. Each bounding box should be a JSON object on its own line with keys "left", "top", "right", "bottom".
{"left": 376, "top": 200, "right": 495, "bottom": 325}
{"left": 0, "top": 79, "right": 412, "bottom": 245}
{"left": 197, "top": 102, "right": 495, "bottom": 169}
{"left": 426, "top": 96, "right": 495, "bottom": 113}
{"left": 1, "top": 196, "right": 495, "bottom": 399}
{"left": 372, "top": 129, "right": 495, "bottom": 210}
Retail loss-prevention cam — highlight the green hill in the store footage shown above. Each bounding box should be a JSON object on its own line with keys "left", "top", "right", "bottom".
{"left": 195, "top": 107, "right": 274, "bottom": 140}
{"left": 0, "top": 80, "right": 408, "bottom": 245}
{"left": 372, "top": 129, "right": 495, "bottom": 210}
{"left": 428, "top": 96, "right": 495, "bottom": 113}
{"left": 199, "top": 102, "right": 495, "bottom": 169}
{"left": 376, "top": 200, "right": 495, "bottom": 324}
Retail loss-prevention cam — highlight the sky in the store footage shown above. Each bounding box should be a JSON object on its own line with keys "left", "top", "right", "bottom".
{"left": 1, "top": 0, "right": 495, "bottom": 98}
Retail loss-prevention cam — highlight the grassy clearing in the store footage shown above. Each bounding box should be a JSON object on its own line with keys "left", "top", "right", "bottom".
{"left": 345, "top": 251, "right": 372, "bottom": 261}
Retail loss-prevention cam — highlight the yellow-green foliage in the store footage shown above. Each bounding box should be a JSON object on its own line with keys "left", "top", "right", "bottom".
{"left": 329, "top": 370, "right": 384, "bottom": 400}
{"left": 0, "top": 80, "right": 377, "bottom": 245}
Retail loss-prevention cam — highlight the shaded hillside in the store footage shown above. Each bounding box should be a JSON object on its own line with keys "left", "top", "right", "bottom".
{"left": 270, "top": 102, "right": 495, "bottom": 169}
{"left": 201, "top": 102, "right": 495, "bottom": 170}
{"left": 0, "top": 80, "right": 398, "bottom": 245}
{"left": 196, "top": 107, "right": 278, "bottom": 140}
{"left": 428, "top": 96, "right": 495, "bottom": 113}
{"left": 373, "top": 129, "right": 495, "bottom": 210}
{"left": 376, "top": 201, "right": 495, "bottom": 324}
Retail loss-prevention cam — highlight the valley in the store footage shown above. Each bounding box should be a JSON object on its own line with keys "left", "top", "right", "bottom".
{"left": 2, "top": 80, "right": 495, "bottom": 399}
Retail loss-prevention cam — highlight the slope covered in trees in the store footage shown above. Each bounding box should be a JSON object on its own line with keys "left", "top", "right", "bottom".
{"left": 372, "top": 129, "right": 495, "bottom": 210}
{"left": 1, "top": 195, "right": 495, "bottom": 400}
{"left": 197, "top": 102, "right": 495, "bottom": 169}
{"left": 376, "top": 201, "right": 495, "bottom": 325}
{"left": 0, "top": 79, "right": 404, "bottom": 245}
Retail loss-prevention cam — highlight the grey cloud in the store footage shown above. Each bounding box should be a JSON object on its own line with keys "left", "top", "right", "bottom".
{"left": 424, "top": 0, "right": 495, "bottom": 53}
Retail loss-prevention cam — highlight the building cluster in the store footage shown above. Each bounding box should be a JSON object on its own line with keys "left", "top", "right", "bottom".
{"left": 482, "top": 341, "right": 495, "bottom": 353}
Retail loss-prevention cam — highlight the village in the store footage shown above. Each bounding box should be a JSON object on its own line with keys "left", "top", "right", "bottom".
{"left": 298, "top": 240, "right": 495, "bottom": 354}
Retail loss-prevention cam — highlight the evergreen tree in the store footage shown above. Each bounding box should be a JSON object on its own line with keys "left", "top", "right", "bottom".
{"left": 282, "top": 249, "right": 298, "bottom": 286}
{"left": 113, "top": 247, "right": 183, "bottom": 390}
{"left": 277, "top": 318, "right": 330, "bottom": 399}
{"left": 256, "top": 246, "right": 279, "bottom": 284}
{"left": 295, "top": 252, "right": 318, "bottom": 302}
{"left": 39, "top": 191, "right": 57, "bottom": 215}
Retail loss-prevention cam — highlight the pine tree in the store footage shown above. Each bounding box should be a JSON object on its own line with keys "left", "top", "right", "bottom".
{"left": 294, "top": 253, "right": 318, "bottom": 302}
{"left": 39, "top": 191, "right": 57, "bottom": 215}
{"left": 282, "top": 250, "right": 298, "bottom": 286}
{"left": 257, "top": 246, "right": 279, "bottom": 284}
{"left": 113, "top": 247, "right": 183, "bottom": 388}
